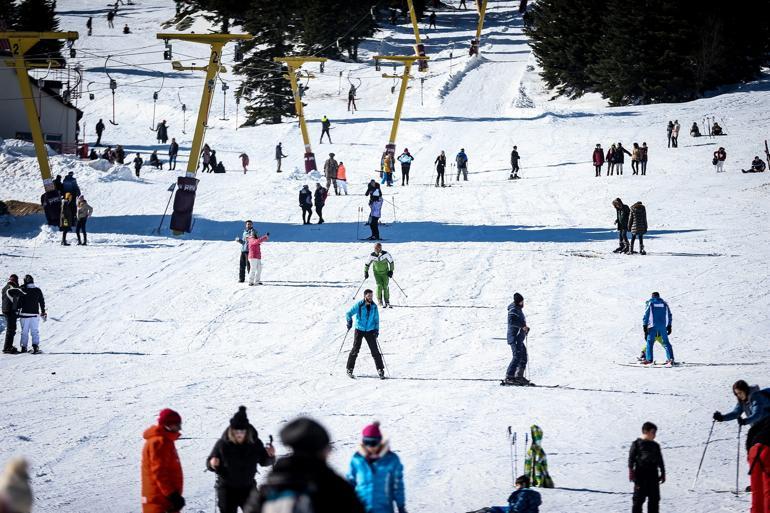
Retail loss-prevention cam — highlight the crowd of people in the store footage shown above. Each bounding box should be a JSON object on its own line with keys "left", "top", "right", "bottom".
{"left": 592, "top": 142, "right": 647, "bottom": 177}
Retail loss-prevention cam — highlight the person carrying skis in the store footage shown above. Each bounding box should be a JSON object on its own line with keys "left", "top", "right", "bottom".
{"left": 95, "top": 119, "right": 105, "bottom": 146}
{"left": 364, "top": 243, "right": 394, "bottom": 307}
{"left": 235, "top": 220, "right": 256, "bottom": 283}
{"left": 503, "top": 292, "right": 531, "bottom": 386}
{"left": 156, "top": 120, "right": 169, "bottom": 144}
{"left": 369, "top": 196, "right": 383, "bottom": 240}
{"left": 345, "top": 290, "right": 385, "bottom": 379}
{"left": 713, "top": 147, "right": 726, "bottom": 173}
{"left": 141, "top": 408, "right": 185, "bottom": 513}
{"left": 347, "top": 422, "right": 406, "bottom": 513}
{"left": 713, "top": 380, "right": 770, "bottom": 452}
{"left": 524, "top": 425, "right": 554, "bottom": 488}
{"left": 168, "top": 138, "right": 179, "bottom": 170}
{"left": 456, "top": 148, "right": 469, "bottom": 181}
{"left": 299, "top": 185, "right": 313, "bottom": 225}
{"left": 60, "top": 192, "right": 76, "bottom": 246}
{"left": 641, "top": 292, "right": 673, "bottom": 365}
{"left": 17, "top": 275, "right": 46, "bottom": 354}
{"left": 75, "top": 196, "right": 93, "bottom": 246}
{"left": 628, "top": 422, "right": 665, "bottom": 513}
{"left": 275, "top": 142, "right": 287, "bottom": 172}
{"left": 133, "top": 153, "right": 144, "bottom": 178}
{"left": 627, "top": 201, "right": 647, "bottom": 254}
{"left": 397, "top": 149, "right": 414, "bottom": 186}
{"left": 246, "top": 232, "right": 269, "bottom": 286}
{"left": 593, "top": 144, "right": 604, "bottom": 177}
{"left": 314, "top": 183, "right": 328, "bottom": 224}
{"left": 320, "top": 115, "right": 332, "bottom": 144}
{"left": 612, "top": 198, "right": 630, "bottom": 254}
{"left": 337, "top": 161, "right": 349, "bottom": 195}
{"left": 510, "top": 146, "right": 521, "bottom": 179}
{"left": 324, "top": 153, "right": 339, "bottom": 195}
{"left": 434, "top": 150, "right": 446, "bottom": 187}
{"left": 206, "top": 406, "right": 275, "bottom": 513}
{"left": 2, "top": 275, "right": 22, "bottom": 354}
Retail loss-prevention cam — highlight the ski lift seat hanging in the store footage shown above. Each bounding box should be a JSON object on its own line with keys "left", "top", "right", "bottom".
{"left": 110, "top": 79, "right": 117, "bottom": 90}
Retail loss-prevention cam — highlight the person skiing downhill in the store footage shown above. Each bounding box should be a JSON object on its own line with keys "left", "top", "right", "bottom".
{"left": 18, "top": 275, "right": 46, "bottom": 354}
{"left": 346, "top": 422, "right": 406, "bottom": 513}
{"left": 141, "top": 409, "right": 185, "bottom": 513}
{"left": 713, "top": 380, "right": 770, "bottom": 452}
{"left": 502, "top": 292, "right": 531, "bottom": 386}
{"left": 345, "top": 290, "right": 385, "bottom": 379}
{"left": 320, "top": 116, "right": 332, "bottom": 143}
{"left": 364, "top": 243, "right": 394, "bottom": 307}
{"left": 641, "top": 292, "right": 673, "bottom": 365}
{"left": 509, "top": 146, "right": 521, "bottom": 179}
{"left": 612, "top": 198, "right": 630, "bottom": 253}
{"left": 628, "top": 422, "right": 665, "bottom": 513}
{"left": 592, "top": 144, "right": 604, "bottom": 177}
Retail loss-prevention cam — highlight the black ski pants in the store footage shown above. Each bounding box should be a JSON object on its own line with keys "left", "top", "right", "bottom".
{"left": 217, "top": 485, "right": 254, "bottom": 513}
{"left": 511, "top": 162, "right": 520, "bottom": 177}
{"left": 401, "top": 164, "right": 410, "bottom": 185}
{"left": 76, "top": 218, "right": 88, "bottom": 244}
{"left": 320, "top": 128, "right": 331, "bottom": 143}
{"left": 239, "top": 251, "right": 250, "bottom": 282}
{"left": 436, "top": 167, "right": 445, "bottom": 186}
{"left": 347, "top": 329, "right": 384, "bottom": 372}
{"left": 370, "top": 216, "right": 380, "bottom": 240}
{"left": 595, "top": 165, "right": 602, "bottom": 177}
{"left": 316, "top": 204, "right": 324, "bottom": 223}
{"left": 632, "top": 478, "right": 660, "bottom": 513}
{"left": 301, "top": 206, "right": 313, "bottom": 224}
{"left": 3, "top": 313, "right": 17, "bottom": 350}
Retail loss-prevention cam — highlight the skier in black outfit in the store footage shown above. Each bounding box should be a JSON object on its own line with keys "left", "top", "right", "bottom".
{"left": 207, "top": 406, "right": 276, "bottom": 513}
{"left": 2, "top": 275, "right": 23, "bottom": 354}
{"left": 628, "top": 422, "right": 665, "bottom": 513}
{"left": 168, "top": 138, "right": 179, "bottom": 170}
{"left": 86, "top": 16, "right": 93, "bottom": 36}
{"left": 319, "top": 116, "right": 332, "bottom": 144}
{"left": 434, "top": 151, "right": 446, "bottom": 187}
{"left": 299, "top": 185, "right": 313, "bottom": 224}
{"left": 509, "top": 146, "right": 521, "bottom": 179}
{"left": 95, "top": 119, "right": 105, "bottom": 146}
{"left": 612, "top": 198, "right": 630, "bottom": 253}
{"left": 503, "top": 292, "right": 530, "bottom": 386}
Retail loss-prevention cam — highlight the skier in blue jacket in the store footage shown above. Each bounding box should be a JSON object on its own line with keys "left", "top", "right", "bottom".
{"left": 345, "top": 290, "right": 385, "bottom": 379}
{"left": 503, "top": 292, "right": 531, "bottom": 385}
{"left": 642, "top": 292, "right": 673, "bottom": 365}
{"left": 714, "top": 380, "right": 770, "bottom": 451}
{"left": 347, "top": 421, "right": 406, "bottom": 513}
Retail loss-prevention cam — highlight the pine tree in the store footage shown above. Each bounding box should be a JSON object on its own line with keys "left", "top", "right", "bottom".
{"left": 15, "top": 0, "right": 63, "bottom": 65}
{"left": 299, "top": 0, "right": 378, "bottom": 60}
{"left": 0, "top": 0, "right": 18, "bottom": 31}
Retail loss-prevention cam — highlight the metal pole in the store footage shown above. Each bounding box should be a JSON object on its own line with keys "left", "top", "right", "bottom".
{"left": 391, "top": 276, "right": 408, "bottom": 298}
{"left": 507, "top": 426, "right": 515, "bottom": 486}
{"left": 155, "top": 183, "right": 177, "bottom": 234}
{"left": 375, "top": 337, "right": 389, "bottom": 377}
{"left": 736, "top": 423, "right": 742, "bottom": 494}
{"left": 352, "top": 277, "right": 367, "bottom": 299}
{"left": 690, "top": 419, "right": 716, "bottom": 490}
{"left": 356, "top": 205, "right": 361, "bottom": 240}
{"left": 186, "top": 42, "right": 224, "bottom": 177}
{"left": 331, "top": 328, "right": 351, "bottom": 375}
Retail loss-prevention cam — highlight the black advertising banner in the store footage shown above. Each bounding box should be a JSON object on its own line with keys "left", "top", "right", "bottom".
{"left": 169, "top": 176, "right": 199, "bottom": 233}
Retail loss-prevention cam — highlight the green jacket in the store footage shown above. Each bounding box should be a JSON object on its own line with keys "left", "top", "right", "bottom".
{"left": 365, "top": 251, "right": 394, "bottom": 275}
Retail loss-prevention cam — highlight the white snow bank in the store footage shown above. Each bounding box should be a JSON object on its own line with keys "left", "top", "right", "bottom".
{"left": 0, "top": 138, "right": 57, "bottom": 157}
{"left": 98, "top": 164, "right": 142, "bottom": 182}
{"left": 88, "top": 158, "right": 114, "bottom": 172}
{"left": 439, "top": 56, "right": 487, "bottom": 100}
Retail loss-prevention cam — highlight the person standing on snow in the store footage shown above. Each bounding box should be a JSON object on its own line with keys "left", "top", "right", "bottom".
{"left": 348, "top": 84, "right": 358, "bottom": 112}
{"left": 168, "top": 138, "right": 179, "bottom": 171}
{"left": 17, "top": 275, "right": 46, "bottom": 354}
{"left": 299, "top": 185, "right": 313, "bottom": 225}
{"left": 713, "top": 380, "right": 770, "bottom": 452}
{"left": 627, "top": 201, "right": 647, "bottom": 254}
{"left": 713, "top": 147, "right": 726, "bottom": 173}
{"left": 345, "top": 289, "right": 385, "bottom": 379}
{"left": 631, "top": 143, "right": 641, "bottom": 175}
{"left": 200, "top": 144, "right": 212, "bottom": 172}
{"left": 615, "top": 142, "right": 632, "bottom": 175}
{"left": 206, "top": 406, "right": 276, "bottom": 513}
{"left": 320, "top": 116, "right": 332, "bottom": 144}
{"left": 641, "top": 292, "right": 673, "bottom": 365}
{"left": 671, "top": 120, "right": 680, "bottom": 148}
{"left": 606, "top": 144, "right": 616, "bottom": 176}
{"left": 640, "top": 142, "right": 648, "bottom": 175}
{"left": 141, "top": 409, "right": 185, "bottom": 513}
{"left": 666, "top": 121, "right": 674, "bottom": 148}
{"left": 156, "top": 120, "right": 169, "bottom": 144}
{"left": 612, "top": 198, "right": 630, "bottom": 254}
{"left": 275, "top": 143, "right": 287, "bottom": 173}
{"left": 60, "top": 193, "right": 76, "bottom": 246}
{"left": 369, "top": 196, "right": 383, "bottom": 241}
{"left": 747, "top": 429, "right": 770, "bottom": 513}
{"left": 2, "top": 275, "right": 22, "bottom": 354}
{"left": 364, "top": 243, "right": 394, "bottom": 307}
{"left": 503, "top": 292, "right": 531, "bottom": 385}
{"left": 347, "top": 422, "right": 406, "bottom": 513}
{"left": 235, "top": 220, "right": 257, "bottom": 283}
{"left": 324, "top": 153, "right": 339, "bottom": 195}
{"left": 628, "top": 422, "right": 665, "bottom": 513}
{"left": 456, "top": 148, "right": 469, "bottom": 181}
{"left": 133, "top": 153, "right": 144, "bottom": 178}
{"left": 95, "top": 119, "right": 105, "bottom": 146}
{"left": 337, "top": 161, "right": 349, "bottom": 195}
{"left": 382, "top": 153, "right": 394, "bottom": 187}
{"left": 397, "top": 149, "right": 413, "bottom": 186}
{"left": 314, "top": 183, "right": 328, "bottom": 224}
{"left": 246, "top": 232, "right": 269, "bottom": 286}
{"left": 434, "top": 150, "right": 446, "bottom": 187}
{"left": 510, "top": 145, "right": 521, "bottom": 180}
{"left": 593, "top": 144, "right": 604, "bottom": 177}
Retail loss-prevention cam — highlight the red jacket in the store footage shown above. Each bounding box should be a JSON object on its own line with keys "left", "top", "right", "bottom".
{"left": 593, "top": 148, "right": 605, "bottom": 166}
{"left": 141, "top": 425, "right": 183, "bottom": 510}
{"left": 247, "top": 235, "right": 269, "bottom": 259}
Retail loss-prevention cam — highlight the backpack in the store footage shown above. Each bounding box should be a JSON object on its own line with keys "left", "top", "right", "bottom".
{"left": 633, "top": 440, "right": 659, "bottom": 472}
{"left": 457, "top": 153, "right": 467, "bottom": 165}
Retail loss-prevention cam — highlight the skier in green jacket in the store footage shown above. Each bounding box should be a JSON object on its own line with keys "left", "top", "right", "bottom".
{"left": 364, "top": 243, "right": 395, "bottom": 308}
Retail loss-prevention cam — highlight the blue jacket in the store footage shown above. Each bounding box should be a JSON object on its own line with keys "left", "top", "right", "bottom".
{"left": 507, "top": 303, "right": 526, "bottom": 345}
{"left": 456, "top": 151, "right": 468, "bottom": 167}
{"left": 239, "top": 229, "right": 255, "bottom": 252}
{"left": 643, "top": 297, "right": 672, "bottom": 328}
{"left": 508, "top": 488, "right": 542, "bottom": 513}
{"left": 347, "top": 300, "right": 380, "bottom": 332}
{"left": 347, "top": 447, "right": 405, "bottom": 513}
{"left": 723, "top": 385, "right": 770, "bottom": 426}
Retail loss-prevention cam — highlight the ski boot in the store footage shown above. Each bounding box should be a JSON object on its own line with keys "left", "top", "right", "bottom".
{"left": 640, "top": 359, "right": 653, "bottom": 365}
{"left": 2, "top": 347, "right": 19, "bottom": 354}
{"left": 640, "top": 249, "right": 646, "bottom": 255}
{"left": 613, "top": 245, "right": 625, "bottom": 253}
{"left": 502, "top": 376, "right": 518, "bottom": 386}
{"left": 515, "top": 376, "right": 531, "bottom": 386}
{"left": 663, "top": 359, "right": 675, "bottom": 367}
{"left": 32, "top": 345, "right": 40, "bottom": 354}
{"left": 377, "top": 369, "right": 386, "bottom": 380}
{"left": 19, "top": 347, "right": 27, "bottom": 353}
{"left": 346, "top": 369, "right": 355, "bottom": 379}
{"left": 636, "top": 351, "right": 646, "bottom": 362}
{"left": 384, "top": 301, "right": 391, "bottom": 308}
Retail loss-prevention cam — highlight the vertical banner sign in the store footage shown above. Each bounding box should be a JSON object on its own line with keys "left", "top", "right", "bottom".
{"left": 169, "top": 176, "right": 199, "bottom": 233}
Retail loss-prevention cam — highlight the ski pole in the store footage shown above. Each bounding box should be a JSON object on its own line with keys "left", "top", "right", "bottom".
{"left": 736, "top": 423, "right": 742, "bottom": 494}
{"left": 507, "top": 426, "right": 515, "bottom": 486}
{"left": 356, "top": 206, "right": 361, "bottom": 240}
{"left": 391, "top": 276, "right": 408, "bottom": 298}
{"left": 690, "top": 419, "right": 715, "bottom": 490}
{"left": 513, "top": 431, "right": 518, "bottom": 478}
{"left": 331, "top": 328, "right": 351, "bottom": 375}
{"left": 353, "top": 277, "right": 366, "bottom": 299}
{"left": 375, "top": 337, "right": 389, "bottom": 377}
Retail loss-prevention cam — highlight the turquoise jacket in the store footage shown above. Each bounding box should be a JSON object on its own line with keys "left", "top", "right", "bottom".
{"left": 347, "top": 446, "right": 405, "bottom": 513}
{"left": 346, "top": 300, "right": 380, "bottom": 332}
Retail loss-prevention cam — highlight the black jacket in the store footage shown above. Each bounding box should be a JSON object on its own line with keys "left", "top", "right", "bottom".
{"left": 628, "top": 438, "right": 665, "bottom": 480}
{"left": 511, "top": 150, "right": 520, "bottom": 164}
{"left": 244, "top": 454, "right": 364, "bottom": 513}
{"left": 2, "top": 283, "right": 22, "bottom": 314}
{"left": 314, "top": 187, "right": 327, "bottom": 207}
{"left": 615, "top": 204, "right": 630, "bottom": 232}
{"left": 207, "top": 426, "right": 275, "bottom": 489}
{"left": 18, "top": 284, "right": 45, "bottom": 317}
{"left": 434, "top": 154, "right": 446, "bottom": 170}
{"left": 299, "top": 188, "right": 312, "bottom": 207}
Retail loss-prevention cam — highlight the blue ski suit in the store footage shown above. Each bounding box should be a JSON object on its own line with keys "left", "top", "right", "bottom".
{"left": 347, "top": 446, "right": 406, "bottom": 513}
{"left": 506, "top": 303, "right": 527, "bottom": 378}
{"left": 642, "top": 297, "right": 673, "bottom": 362}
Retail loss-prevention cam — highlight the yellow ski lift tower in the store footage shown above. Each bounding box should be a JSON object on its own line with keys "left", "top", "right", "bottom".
{"left": 470, "top": 0, "right": 488, "bottom": 56}
{"left": 157, "top": 32, "right": 251, "bottom": 234}
{"left": 405, "top": 0, "right": 428, "bottom": 71}
{"left": 0, "top": 31, "right": 79, "bottom": 225}
{"left": 274, "top": 56, "right": 328, "bottom": 173}
{"left": 375, "top": 54, "right": 429, "bottom": 161}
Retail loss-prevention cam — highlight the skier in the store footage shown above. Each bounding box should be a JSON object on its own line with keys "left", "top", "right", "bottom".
{"left": 107, "top": 9, "right": 115, "bottom": 28}
{"left": 713, "top": 380, "right": 770, "bottom": 452}
{"left": 150, "top": 150, "right": 163, "bottom": 169}
{"left": 456, "top": 148, "right": 469, "bottom": 181}
{"left": 133, "top": 153, "right": 144, "bottom": 177}
{"left": 592, "top": 144, "right": 604, "bottom": 177}
{"left": 337, "top": 161, "right": 349, "bottom": 195}
{"left": 369, "top": 196, "right": 383, "bottom": 241}
{"left": 95, "top": 119, "right": 105, "bottom": 146}
{"left": 320, "top": 115, "right": 332, "bottom": 144}
{"left": 631, "top": 143, "right": 641, "bottom": 175}
{"left": 615, "top": 142, "right": 632, "bottom": 175}
{"left": 348, "top": 84, "right": 357, "bottom": 112}
{"left": 671, "top": 120, "right": 680, "bottom": 148}
{"left": 86, "top": 16, "right": 93, "bottom": 36}
{"left": 0, "top": 458, "right": 32, "bottom": 513}
{"left": 168, "top": 138, "right": 179, "bottom": 170}
{"left": 347, "top": 422, "right": 406, "bottom": 513}
{"left": 235, "top": 220, "right": 256, "bottom": 283}
{"left": 2, "top": 275, "right": 22, "bottom": 354}
{"left": 627, "top": 201, "right": 647, "bottom": 254}
{"left": 345, "top": 289, "right": 385, "bottom": 379}
{"left": 524, "top": 425, "right": 554, "bottom": 488}
{"left": 141, "top": 409, "right": 185, "bottom": 513}
{"left": 246, "top": 232, "right": 269, "bottom": 286}
{"left": 434, "top": 150, "right": 446, "bottom": 187}
{"left": 690, "top": 122, "right": 701, "bottom": 137}
{"left": 206, "top": 406, "right": 276, "bottom": 513}
{"left": 641, "top": 292, "right": 673, "bottom": 365}
{"left": 509, "top": 146, "right": 521, "bottom": 179}
{"left": 364, "top": 243, "right": 394, "bottom": 307}
{"left": 299, "top": 185, "right": 313, "bottom": 224}
{"left": 640, "top": 142, "right": 648, "bottom": 175}
{"left": 76, "top": 196, "right": 93, "bottom": 246}
{"left": 239, "top": 153, "right": 249, "bottom": 174}
{"left": 612, "top": 198, "right": 630, "bottom": 254}
{"left": 503, "top": 292, "right": 531, "bottom": 386}
{"left": 713, "top": 147, "right": 726, "bottom": 173}
{"left": 429, "top": 11, "right": 437, "bottom": 29}
{"left": 666, "top": 121, "right": 673, "bottom": 148}
{"left": 711, "top": 122, "right": 723, "bottom": 136}
{"left": 397, "top": 148, "right": 413, "bottom": 186}
{"left": 60, "top": 192, "right": 76, "bottom": 246}
{"left": 743, "top": 156, "right": 767, "bottom": 173}
{"left": 314, "top": 183, "right": 328, "bottom": 224}
{"left": 606, "top": 144, "right": 616, "bottom": 176}
{"left": 275, "top": 142, "right": 287, "bottom": 172}
{"left": 18, "top": 275, "right": 45, "bottom": 354}
{"left": 628, "top": 422, "right": 665, "bottom": 513}
{"left": 200, "top": 144, "right": 211, "bottom": 172}
{"left": 244, "top": 417, "right": 365, "bottom": 513}
{"left": 324, "top": 153, "right": 339, "bottom": 195}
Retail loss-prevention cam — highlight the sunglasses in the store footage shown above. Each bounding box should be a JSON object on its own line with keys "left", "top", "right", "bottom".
{"left": 363, "top": 438, "right": 381, "bottom": 447}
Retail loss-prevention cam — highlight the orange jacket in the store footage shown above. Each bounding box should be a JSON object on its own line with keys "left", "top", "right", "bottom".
{"left": 141, "top": 425, "right": 183, "bottom": 509}
{"left": 337, "top": 164, "right": 347, "bottom": 181}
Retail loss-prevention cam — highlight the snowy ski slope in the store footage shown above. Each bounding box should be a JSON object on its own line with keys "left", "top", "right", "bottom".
{"left": 1, "top": 1, "right": 770, "bottom": 512}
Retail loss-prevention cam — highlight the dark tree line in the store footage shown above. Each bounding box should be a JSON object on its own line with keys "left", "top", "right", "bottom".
{"left": 0, "top": 0, "right": 63, "bottom": 64}
{"left": 524, "top": 0, "right": 770, "bottom": 105}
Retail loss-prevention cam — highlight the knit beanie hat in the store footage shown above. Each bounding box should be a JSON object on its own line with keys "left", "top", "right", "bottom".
{"left": 157, "top": 408, "right": 182, "bottom": 427}
{"left": 230, "top": 406, "right": 250, "bottom": 430}
{"left": 362, "top": 421, "right": 382, "bottom": 444}
{"left": 0, "top": 458, "right": 32, "bottom": 513}
{"left": 280, "top": 417, "right": 330, "bottom": 455}
{"left": 513, "top": 292, "right": 524, "bottom": 304}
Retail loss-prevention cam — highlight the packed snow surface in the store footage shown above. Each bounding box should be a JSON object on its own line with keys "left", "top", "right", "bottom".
{"left": 1, "top": 1, "right": 769, "bottom": 512}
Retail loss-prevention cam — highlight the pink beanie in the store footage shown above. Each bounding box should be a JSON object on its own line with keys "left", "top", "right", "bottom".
{"left": 362, "top": 421, "right": 382, "bottom": 441}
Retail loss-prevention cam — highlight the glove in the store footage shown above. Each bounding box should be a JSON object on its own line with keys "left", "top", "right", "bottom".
{"left": 387, "top": 271, "right": 393, "bottom": 278}
{"left": 643, "top": 326, "right": 649, "bottom": 336}
{"left": 659, "top": 474, "right": 666, "bottom": 484}
{"left": 628, "top": 469, "right": 635, "bottom": 482}
{"left": 713, "top": 411, "right": 723, "bottom": 422}
{"left": 266, "top": 232, "right": 270, "bottom": 237}
{"left": 346, "top": 319, "right": 353, "bottom": 330}
{"left": 167, "top": 491, "right": 185, "bottom": 511}
{"left": 738, "top": 417, "right": 747, "bottom": 426}
{"left": 364, "top": 272, "right": 369, "bottom": 279}
{"left": 236, "top": 237, "right": 243, "bottom": 244}
{"left": 666, "top": 325, "right": 672, "bottom": 335}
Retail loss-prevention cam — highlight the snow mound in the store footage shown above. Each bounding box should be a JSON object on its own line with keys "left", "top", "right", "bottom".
{"left": 88, "top": 159, "right": 114, "bottom": 172}
{"left": 439, "top": 56, "right": 487, "bottom": 100}
{"left": 0, "top": 138, "right": 56, "bottom": 157}
{"left": 98, "top": 165, "right": 142, "bottom": 182}
{"left": 289, "top": 167, "right": 322, "bottom": 182}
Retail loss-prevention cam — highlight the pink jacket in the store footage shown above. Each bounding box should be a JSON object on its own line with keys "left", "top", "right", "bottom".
{"left": 247, "top": 235, "right": 268, "bottom": 259}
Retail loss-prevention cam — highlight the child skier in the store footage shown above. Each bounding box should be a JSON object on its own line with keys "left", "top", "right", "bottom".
{"left": 628, "top": 422, "right": 665, "bottom": 513}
